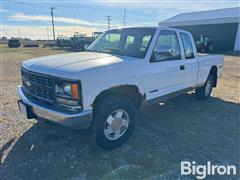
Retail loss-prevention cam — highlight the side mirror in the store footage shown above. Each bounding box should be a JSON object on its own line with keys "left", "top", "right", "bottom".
{"left": 155, "top": 46, "right": 175, "bottom": 57}
{"left": 84, "top": 44, "right": 90, "bottom": 51}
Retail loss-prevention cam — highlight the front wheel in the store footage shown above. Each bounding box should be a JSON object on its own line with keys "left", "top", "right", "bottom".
{"left": 94, "top": 95, "right": 136, "bottom": 149}
{"left": 195, "top": 74, "right": 214, "bottom": 100}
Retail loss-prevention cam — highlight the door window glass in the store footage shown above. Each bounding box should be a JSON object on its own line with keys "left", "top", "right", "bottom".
{"left": 151, "top": 30, "right": 181, "bottom": 62}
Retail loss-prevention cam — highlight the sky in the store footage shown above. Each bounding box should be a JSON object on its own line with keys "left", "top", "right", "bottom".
{"left": 1, "top": 0, "right": 240, "bottom": 40}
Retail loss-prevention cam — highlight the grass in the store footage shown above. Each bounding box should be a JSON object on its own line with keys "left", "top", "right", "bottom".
{"left": 1, "top": 44, "right": 70, "bottom": 61}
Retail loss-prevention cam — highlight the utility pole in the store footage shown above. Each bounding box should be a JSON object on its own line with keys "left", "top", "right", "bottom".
{"left": 17, "top": 29, "right": 20, "bottom": 39}
{"left": 74, "top": 14, "right": 76, "bottom": 36}
{"left": 123, "top": 9, "right": 127, "bottom": 27}
{"left": 50, "top": 6, "right": 56, "bottom": 40}
{"left": 46, "top": 26, "right": 49, "bottom": 40}
{"left": 106, "top": 15, "right": 112, "bottom": 29}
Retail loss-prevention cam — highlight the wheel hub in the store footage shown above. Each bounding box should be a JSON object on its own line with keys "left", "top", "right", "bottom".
{"left": 104, "top": 109, "right": 129, "bottom": 140}
{"left": 111, "top": 118, "right": 123, "bottom": 131}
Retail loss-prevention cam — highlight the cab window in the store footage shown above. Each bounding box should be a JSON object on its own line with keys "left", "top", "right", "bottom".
{"left": 180, "top": 33, "right": 194, "bottom": 59}
{"left": 101, "top": 33, "right": 121, "bottom": 50}
{"left": 141, "top": 35, "right": 151, "bottom": 51}
{"left": 151, "top": 30, "right": 181, "bottom": 62}
{"left": 124, "top": 36, "right": 135, "bottom": 50}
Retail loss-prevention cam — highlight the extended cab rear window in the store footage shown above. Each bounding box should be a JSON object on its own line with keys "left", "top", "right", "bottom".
{"left": 180, "top": 33, "right": 195, "bottom": 59}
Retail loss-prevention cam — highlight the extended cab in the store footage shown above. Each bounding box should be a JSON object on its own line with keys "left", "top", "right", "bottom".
{"left": 18, "top": 27, "right": 224, "bottom": 149}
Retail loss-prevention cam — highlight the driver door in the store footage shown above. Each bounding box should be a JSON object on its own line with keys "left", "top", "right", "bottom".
{"left": 146, "top": 30, "right": 186, "bottom": 100}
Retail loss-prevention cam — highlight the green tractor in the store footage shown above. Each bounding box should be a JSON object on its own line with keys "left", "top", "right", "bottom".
{"left": 196, "top": 35, "right": 213, "bottom": 53}
{"left": 70, "top": 36, "right": 95, "bottom": 51}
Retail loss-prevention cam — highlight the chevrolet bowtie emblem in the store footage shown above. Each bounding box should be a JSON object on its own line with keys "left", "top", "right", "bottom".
{"left": 25, "top": 81, "right": 31, "bottom": 87}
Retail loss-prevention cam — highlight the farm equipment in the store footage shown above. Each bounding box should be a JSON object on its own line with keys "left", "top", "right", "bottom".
{"left": 56, "top": 36, "right": 72, "bottom": 48}
{"left": 70, "top": 36, "right": 95, "bottom": 51}
{"left": 196, "top": 35, "right": 213, "bottom": 53}
{"left": 8, "top": 39, "right": 21, "bottom": 48}
{"left": 92, "top": 32, "right": 102, "bottom": 39}
{"left": 56, "top": 33, "right": 101, "bottom": 51}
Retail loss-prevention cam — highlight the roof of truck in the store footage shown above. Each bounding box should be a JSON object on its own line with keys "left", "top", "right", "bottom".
{"left": 107, "top": 26, "right": 190, "bottom": 33}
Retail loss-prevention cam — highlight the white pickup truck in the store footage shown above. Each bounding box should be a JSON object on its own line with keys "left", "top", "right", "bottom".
{"left": 18, "top": 27, "right": 224, "bottom": 149}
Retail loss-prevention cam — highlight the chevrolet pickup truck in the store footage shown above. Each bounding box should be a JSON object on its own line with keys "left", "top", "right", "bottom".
{"left": 18, "top": 27, "right": 224, "bottom": 149}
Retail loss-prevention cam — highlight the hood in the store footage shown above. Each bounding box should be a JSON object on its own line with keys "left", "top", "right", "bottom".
{"left": 22, "top": 52, "right": 125, "bottom": 79}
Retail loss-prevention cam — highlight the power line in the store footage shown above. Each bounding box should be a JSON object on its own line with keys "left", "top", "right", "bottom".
{"left": 106, "top": 15, "right": 112, "bottom": 30}
{"left": 50, "top": 6, "right": 56, "bottom": 40}
{"left": 8, "top": 0, "right": 37, "bottom": 6}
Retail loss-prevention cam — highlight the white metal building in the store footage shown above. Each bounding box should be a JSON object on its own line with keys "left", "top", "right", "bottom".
{"left": 159, "top": 7, "right": 240, "bottom": 51}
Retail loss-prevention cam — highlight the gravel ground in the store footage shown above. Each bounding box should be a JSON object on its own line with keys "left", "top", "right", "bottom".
{"left": 0, "top": 44, "right": 239, "bottom": 179}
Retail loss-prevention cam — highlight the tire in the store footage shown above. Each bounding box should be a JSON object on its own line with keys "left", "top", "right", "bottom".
{"left": 93, "top": 94, "right": 136, "bottom": 149}
{"left": 195, "top": 74, "right": 214, "bottom": 100}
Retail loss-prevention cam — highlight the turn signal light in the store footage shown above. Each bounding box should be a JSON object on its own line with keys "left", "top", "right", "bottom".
{"left": 71, "top": 84, "right": 79, "bottom": 99}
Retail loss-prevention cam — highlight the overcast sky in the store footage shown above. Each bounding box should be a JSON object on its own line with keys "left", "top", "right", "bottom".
{"left": 1, "top": 0, "right": 240, "bottom": 40}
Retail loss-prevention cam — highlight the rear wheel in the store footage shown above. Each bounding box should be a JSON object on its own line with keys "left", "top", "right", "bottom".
{"left": 93, "top": 95, "right": 136, "bottom": 149}
{"left": 195, "top": 74, "right": 214, "bottom": 100}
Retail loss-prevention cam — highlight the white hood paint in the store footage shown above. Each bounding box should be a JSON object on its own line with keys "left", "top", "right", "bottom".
{"left": 22, "top": 52, "right": 128, "bottom": 79}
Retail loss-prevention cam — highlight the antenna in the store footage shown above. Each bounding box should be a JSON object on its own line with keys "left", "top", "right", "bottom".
{"left": 50, "top": 6, "right": 56, "bottom": 40}
{"left": 106, "top": 15, "right": 112, "bottom": 29}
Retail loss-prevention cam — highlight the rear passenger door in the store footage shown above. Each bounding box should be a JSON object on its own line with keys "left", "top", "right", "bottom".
{"left": 146, "top": 30, "right": 186, "bottom": 99}
{"left": 180, "top": 33, "right": 198, "bottom": 88}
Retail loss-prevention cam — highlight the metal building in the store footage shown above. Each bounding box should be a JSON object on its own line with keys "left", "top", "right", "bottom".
{"left": 159, "top": 7, "right": 240, "bottom": 52}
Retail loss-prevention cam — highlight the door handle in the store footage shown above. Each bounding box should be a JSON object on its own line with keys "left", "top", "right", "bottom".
{"left": 180, "top": 65, "right": 185, "bottom": 70}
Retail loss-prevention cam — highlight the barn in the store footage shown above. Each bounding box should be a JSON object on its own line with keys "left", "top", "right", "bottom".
{"left": 159, "top": 7, "right": 240, "bottom": 52}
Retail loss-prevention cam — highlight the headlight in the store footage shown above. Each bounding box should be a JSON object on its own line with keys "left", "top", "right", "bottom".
{"left": 63, "top": 84, "right": 71, "bottom": 96}
{"left": 55, "top": 83, "right": 79, "bottom": 99}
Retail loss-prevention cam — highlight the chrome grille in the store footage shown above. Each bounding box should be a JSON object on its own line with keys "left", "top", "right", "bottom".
{"left": 21, "top": 68, "right": 55, "bottom": 103}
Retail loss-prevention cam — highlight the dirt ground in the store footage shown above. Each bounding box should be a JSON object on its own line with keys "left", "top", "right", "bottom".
{"left": 0, "top": 44, "right": 239, "bottom": 179}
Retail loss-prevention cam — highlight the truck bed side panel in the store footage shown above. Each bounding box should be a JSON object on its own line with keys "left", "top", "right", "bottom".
{"left": 196, "top": 54, "right": 224, "bottom": 87}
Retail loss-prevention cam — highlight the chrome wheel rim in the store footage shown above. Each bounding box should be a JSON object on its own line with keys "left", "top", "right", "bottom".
{"left": 205, "top": 79, "right": 212, "bottom": 96}
{"left": 104, "top": 109, "right": 129, "bottom": 140}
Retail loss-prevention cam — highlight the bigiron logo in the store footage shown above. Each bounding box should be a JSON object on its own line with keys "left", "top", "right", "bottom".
{"left": 181, "top": 161, "right": 237, "bottom": 179}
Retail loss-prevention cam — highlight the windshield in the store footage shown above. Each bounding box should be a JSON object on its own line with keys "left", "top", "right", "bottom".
{"left": 87, "top": 28, "right": 156, "bottom": 58}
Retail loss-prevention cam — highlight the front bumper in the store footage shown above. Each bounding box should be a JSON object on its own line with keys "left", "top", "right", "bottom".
{"left": 17, "top": 85, "right": 92, "bottom": 129}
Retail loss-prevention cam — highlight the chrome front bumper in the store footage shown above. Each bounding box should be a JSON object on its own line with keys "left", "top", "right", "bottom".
{"left": 18, "top": 85, "right": 92, "bottom": 129}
